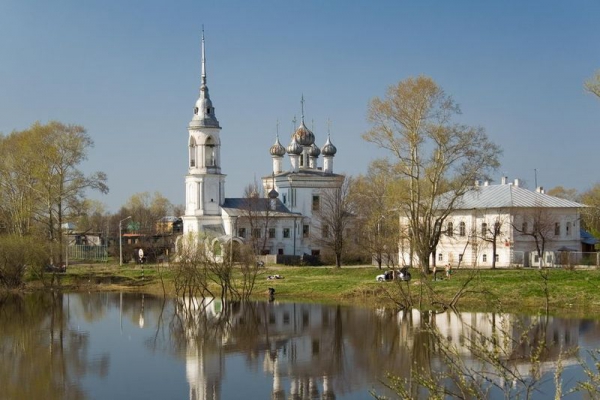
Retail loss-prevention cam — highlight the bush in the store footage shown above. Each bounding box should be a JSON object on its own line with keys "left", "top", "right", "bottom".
{"left": 0, "top": 235, "right": 49, "bottom": 289}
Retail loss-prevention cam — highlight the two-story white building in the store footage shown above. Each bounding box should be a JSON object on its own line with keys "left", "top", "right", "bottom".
{"left": 400, "top": 177, "right": 586, "bottom": 268}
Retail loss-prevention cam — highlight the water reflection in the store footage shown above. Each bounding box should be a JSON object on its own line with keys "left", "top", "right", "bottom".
{"left": 1, "top": 292, "right": 599, "bottom": 399}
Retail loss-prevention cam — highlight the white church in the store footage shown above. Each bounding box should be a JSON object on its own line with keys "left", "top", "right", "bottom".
{"left": 181, "top": 33, "right": 343, "bottom": 260}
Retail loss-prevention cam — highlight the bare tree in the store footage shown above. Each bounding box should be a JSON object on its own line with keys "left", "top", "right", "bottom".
{"left": 314, "top": 176, "right": 354, "bottom": 268}
{"left": 547, "top": 186, "right": 580, "bottom": 202}
{"left": 350, "top": 160, "right": 400, "bottom": 268}
{"left": 363, "top": 76, "right": 501, "bottom": 273}
{"left": 513, "top": 206, "right": 556, "bottom": 268}
{"left": 175, "top": 232, "right": 259, "bottom": 301}
{"left": 580, "top": 184, "right": 600, "bottom": 239}
{"left": 585, "top": 69, "right": 600, "bottom": 99}
{"left": 239, "top": 180, "right": 274, "bottom": 255}
{"left": 474, "top": 211, "right": 510, "bottom": 269}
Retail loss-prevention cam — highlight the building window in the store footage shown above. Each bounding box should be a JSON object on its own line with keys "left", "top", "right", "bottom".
{"left": 322, "top": 224, "right": 329, "bottom": 238}
{"left": 459, "top": 222, "right": 466, "bottom": 236}
{"left": 278, "top": 248, "right": 284, "bottom": 255}
{"left": 238, "top": 227, "right": 246, "bottom": 238}
{"left": 482, "top": 254, "right": 487, "bottom": 262}
{"left": 458, "top": 254, "right": 463, "bottom": 262}
{"left": 438, "top": 253, "right": 443, "bottom": 261}
{"left": 312, "top": 195, "right": 320, "bottom": 211}
{"left": 481, "top": 222, "right": 488, "bottom": 237}
{"left": 495, "top": 253, "right": 499, "bottom": 262}
{"left": 303, "top": 225, "right": 310, "bottom": 238}
{"left": 282, "top": 193, "right": 287, "bottom": 204}
{"left": 555, "top": 222, "right": 560, "bottom": 236}
{"left": 252, "top": 228, "right": 261, "bottom": 238}
{"left": 269, "top": 228, "right": 276, "bottom": 238}
{"left": 447, "top": 222, "right": 453, "bottom": 237}
{"left": 566, "top": 222, "right": 571, "bottom": 236}
{"left": 522, "top": 221, "right": 528, "bottom": 233}
{"left": 283, "top": 228, "right": 290, "bottom": 238}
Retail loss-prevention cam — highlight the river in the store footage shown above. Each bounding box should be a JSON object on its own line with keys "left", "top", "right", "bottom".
{"left": 1, "top": 292, "right": 599, "bottom": 399}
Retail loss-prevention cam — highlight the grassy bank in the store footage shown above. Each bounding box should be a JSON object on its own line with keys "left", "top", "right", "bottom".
{"left": 26, "top": 263, "right": 600, "bottom": 315}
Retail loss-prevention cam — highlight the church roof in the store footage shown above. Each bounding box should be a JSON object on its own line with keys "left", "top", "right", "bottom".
{"left": 221, "top": 198, "right": 300, "bottom": 217}
{"left": 265, "top": 169, "right": 343, "bottom": 179}
{"left": 453, "top": 184, "right": 585, "bottom": 210}
{"left": 580, "top": 229, "right": 599, "bottom": 245}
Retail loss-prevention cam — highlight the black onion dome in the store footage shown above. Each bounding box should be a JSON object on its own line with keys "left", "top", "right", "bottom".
{"left": 308, "top": 143, "right": 321, "bottom": 157}
{"left": 321, "top": 136, "right": 337, "bottom": 156}
{"left": 287, "top": 137, "right": 302, "bottom": 155}
{"left": 268, "top": 188, "right": 279, "bottom": 199}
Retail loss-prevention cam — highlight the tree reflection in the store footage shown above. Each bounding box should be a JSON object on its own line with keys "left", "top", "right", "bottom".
{"left": 0, "top": 293, "right": 109, "bottom": 400}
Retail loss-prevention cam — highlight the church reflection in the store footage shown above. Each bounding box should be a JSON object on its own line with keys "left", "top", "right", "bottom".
{"left": 172, "top": 297, "right": 586, "bottom": 400}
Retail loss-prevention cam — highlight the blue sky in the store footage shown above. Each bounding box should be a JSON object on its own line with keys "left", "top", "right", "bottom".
{"left": 1, "top": 1, "right": 599, "bottom": 212}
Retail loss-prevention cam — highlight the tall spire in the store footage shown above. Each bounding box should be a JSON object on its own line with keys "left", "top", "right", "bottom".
{"left": 201, "top": 25, "right": 207, "bottom": 87}
{"left": 300, "top": 94, "right": 305, "bottom": 124}
{"left": 189, "top": 27, "right": 219, "bottom": 129}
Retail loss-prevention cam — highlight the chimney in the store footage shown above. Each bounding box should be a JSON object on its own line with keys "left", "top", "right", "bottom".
{"left": 536, "top": 186, "right": 545, "bottom": 194}
{"left": 514, "top": 178, "right": 520, "bottom": 187}
{"left": 484, "top": 180, "right": 489, "bottom": 186}
{"left": 501, "top": 176, "right": 508, "bottom": 185}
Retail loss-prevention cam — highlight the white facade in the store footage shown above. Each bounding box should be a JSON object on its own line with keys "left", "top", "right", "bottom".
{"left": 181, "top": 35, "right": 343, "bottom": 258}
{"left": 400, "top": 179, "right": 585, "bottom": 268}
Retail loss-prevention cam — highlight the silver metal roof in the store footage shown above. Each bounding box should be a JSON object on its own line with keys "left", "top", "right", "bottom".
{"left": 454, "top": 184, "right": 585, "bottom": 209}
{"left": 221, "top": 198, "right": 300, "bottom": 217}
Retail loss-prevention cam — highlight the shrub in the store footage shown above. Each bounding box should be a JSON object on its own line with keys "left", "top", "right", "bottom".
{"left": 0, "top": 235, "right": 48, "bottom": 289}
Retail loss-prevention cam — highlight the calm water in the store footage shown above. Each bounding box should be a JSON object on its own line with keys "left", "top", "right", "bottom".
{"left": 2, "top": 292, "right": 600, "bottom": 400}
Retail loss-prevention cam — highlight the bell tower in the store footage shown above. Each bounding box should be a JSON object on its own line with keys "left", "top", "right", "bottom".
{"left": 183, "top": 30, "right": 227, "bottom": 234}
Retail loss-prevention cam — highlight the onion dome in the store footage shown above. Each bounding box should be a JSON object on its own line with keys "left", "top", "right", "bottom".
{"left": 292, "top": 121, "right": 315, "bottom": 146}
{"left": 308, "top": 143, "right": 320, "bottom": 157}
{"left": 269, "top": 136, "right": 286, "bottom": 157}
{"left": 287, "top": 137, "right": 302, "bottom": 155}
{"left": 268, "top": 188, "right": 279, "bottom": 199}
{"left": 321, "top": 135, "right": 337, "bottom": 156}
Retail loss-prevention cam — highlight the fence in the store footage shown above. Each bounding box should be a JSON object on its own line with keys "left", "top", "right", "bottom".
{"left": 555, "top": 251, "right": 600, "bottom": 268}
{"left": 67, "top": 245, "right": 108, "bottom": 262}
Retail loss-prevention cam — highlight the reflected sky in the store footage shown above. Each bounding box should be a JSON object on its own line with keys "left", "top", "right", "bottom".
{"left": 1, "top": 292, "right": 600, "bottom": 399}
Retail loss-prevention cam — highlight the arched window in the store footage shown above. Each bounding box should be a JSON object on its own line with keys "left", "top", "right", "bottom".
{"left": 189, "top": 138, "right": 197, "bottom": 167}
{"left": 205, "top": 137, "right": 215, "bottom": 167}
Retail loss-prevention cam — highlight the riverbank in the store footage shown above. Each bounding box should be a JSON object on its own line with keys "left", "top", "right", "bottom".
{"left": 23, "top": 263, "right": 600, "bottom": 316}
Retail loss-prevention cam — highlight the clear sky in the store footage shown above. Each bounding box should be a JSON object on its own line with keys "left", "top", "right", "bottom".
{"left": 1, "top": 0, "right": 599, "bottom": 212}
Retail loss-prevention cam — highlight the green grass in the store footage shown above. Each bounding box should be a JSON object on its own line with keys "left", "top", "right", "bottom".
{"left": 27, "top": 263, "right": 600, "bottom": 315}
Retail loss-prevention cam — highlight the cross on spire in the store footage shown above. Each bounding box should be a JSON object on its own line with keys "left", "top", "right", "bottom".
{"left": 300, "top": 94, "right": 305, "bottom": 123}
